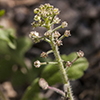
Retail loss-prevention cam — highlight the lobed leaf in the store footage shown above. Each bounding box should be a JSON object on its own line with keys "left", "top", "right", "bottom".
{"left": 41, "top": 52, "right": 89, "bottom": 85}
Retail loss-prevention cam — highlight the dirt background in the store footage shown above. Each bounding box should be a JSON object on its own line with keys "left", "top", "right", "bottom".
{"left": 0, "top": 0, "right": 100, "bottom": 100}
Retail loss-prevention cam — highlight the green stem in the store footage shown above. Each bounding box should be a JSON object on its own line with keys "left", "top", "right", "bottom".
{"left": 49, "top": 28, "right": 74, "bottom": 100}
{"left": 52, "top": 25, "right": 62, "bottom": 33}
{"left": 59, "top": 35, "right": 65, "bottom": 40}
{"left": 41, "top": 61, "right": 58, "bottom": 65}
{"left": 47, "top": 50, "right": 53, "bottom": 54}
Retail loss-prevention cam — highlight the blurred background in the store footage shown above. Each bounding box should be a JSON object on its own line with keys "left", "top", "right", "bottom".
{"left": 0, "top": 0, "right": 100, "bottom": 100}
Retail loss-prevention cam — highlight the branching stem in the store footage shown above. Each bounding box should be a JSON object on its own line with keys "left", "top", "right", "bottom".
{"left": 49, "top": 27, "right": 74, "bottom": 100}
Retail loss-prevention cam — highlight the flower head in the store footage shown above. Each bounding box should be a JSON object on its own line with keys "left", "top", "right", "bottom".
{"left": 32, "top": 3, "right": 61, "bottom": 28}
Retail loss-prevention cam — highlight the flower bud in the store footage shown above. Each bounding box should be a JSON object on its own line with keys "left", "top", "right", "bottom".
{"left": 56, "top": 40, "right": 63, "bottom": 46}
{"left": 29, "top": 31, "right": 39, "bottom": 38}
{"left": 39, "top": 78, "right": 49, "bottom": 90}
{"left": 53, "top": 31, "right": 61, "bottom": 38}
{"left": 34, "top": 8, "right": 39, "bottom": 14}
{"left": 77, "top": 50, "right": 84, "bottom": 58}
{"left": 62, "top": 21, "right": 68, "bottom": 28}
{"left": 54, "top": 8, "right": 60, "bottom": 15}
{"left": 34, "top": 60, "right": 41, "bottom": 68}
{"left": 41, "top": 52, "right": 48, "bottom": 58}
{"left": 34, "top": 15, "right": 41, "bottom": 21}
{"left": 66, "top": 61, "right": 72, "bottom": 67}
{"left": 53, "top": 16, "right": 61, "bottom": 24}
{"left": 44, "top": 30, "right": 51, "bottom": 37}
{"left": 64, "top": 30, "right": 71, "bottom": 37}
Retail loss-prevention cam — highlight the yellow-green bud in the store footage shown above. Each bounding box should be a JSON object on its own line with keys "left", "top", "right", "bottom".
{"left": 34, "top": 15, "right": 41, "bottom": 21}
{"left": 34, "top": 8, "right": 39, "bottom": 14}
{"left": 54, "top": 8, "right": 60, "bottom": 15}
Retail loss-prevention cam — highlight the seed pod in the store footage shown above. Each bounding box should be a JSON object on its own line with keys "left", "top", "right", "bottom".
{"left": 39, "top": 78, "right": 49, "bottom": 90}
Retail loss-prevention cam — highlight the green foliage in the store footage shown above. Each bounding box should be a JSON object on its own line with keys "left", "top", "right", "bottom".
{"left": 0, "top": 28, "right": 32, "bottom": 86}
{"left": 0, "top": 4, "right": 89, "bottom": 100}
{"left": 41, "top": 52, "right": 89, "bottom": 85}
{"left": 61, "top": 52, "right": 89, "bottom": 80}
{"left": 22, "top": 52, "right": 88, "bottom": 100}
{"left": 0, "top": 29, "right": 16, "bottom": 49}
{"left": 21, "top": 78, "right": 46, "bottom": 100}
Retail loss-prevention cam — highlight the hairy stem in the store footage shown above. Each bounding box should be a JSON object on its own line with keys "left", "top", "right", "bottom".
{"left": 49, "top": 29, "right": 74, "bottom": 100}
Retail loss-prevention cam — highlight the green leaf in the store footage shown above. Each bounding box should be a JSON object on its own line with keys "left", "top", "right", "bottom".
{"left": 0, "top": 34, "right": 32, "bottom": 70}
{"left": 41, "top": 52, "right": 89, "bottom": 85}
{"left": 41, "top": 64, "right": 59, "bottom": 85}
{"left": 21, "top": 78, "right": 40, "bottom": 100}
{"left": 61, "top": 53, "right": 89, "bottom": 80}
{"left": 9, "top": 37, "right": 32, "bottom": 70}
{"left": 67, "top": 57, "right": 89, "bottom": 80}
{"left": 0, "top": 9, "right": 5, "bottom": 17}
{"left": 0, "top": 28, "right": 16, "bottom": 49}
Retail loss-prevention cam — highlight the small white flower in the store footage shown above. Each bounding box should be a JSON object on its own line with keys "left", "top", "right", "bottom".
{"left": 34, "top": 60, "right": 41, "bottom": 68}
{"left": 29, "top": 31, "right": 39, "bottom": 38}
{"left": 53, "top": 16, "right": 61, "bottom": 24}
{"left": 62, "top": 21, "right": 68, "bottom": 28}
{"left": 53, "top": 31, "right": 61, "bottom": 38}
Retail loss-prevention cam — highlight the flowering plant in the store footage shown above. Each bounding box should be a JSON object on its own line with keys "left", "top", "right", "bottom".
{"left": 22, "top": 3, "right": 88, "bottom": 100}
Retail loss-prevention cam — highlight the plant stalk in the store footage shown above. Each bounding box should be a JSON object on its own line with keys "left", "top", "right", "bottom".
{"left": 49, "top": 34, "right": 74, "bottom": 100}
